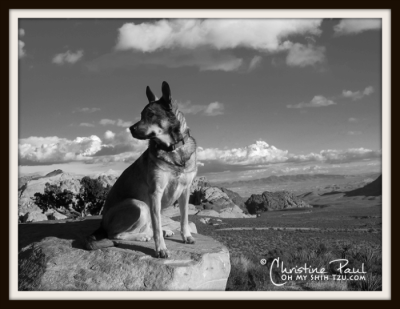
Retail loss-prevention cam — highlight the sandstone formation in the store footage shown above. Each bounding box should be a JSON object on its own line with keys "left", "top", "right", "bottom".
{"left": 18, "top": 216, "right": 229, "bottom": 291}
{"left": 245, "top": 191, "right": 312, "bottom": 214}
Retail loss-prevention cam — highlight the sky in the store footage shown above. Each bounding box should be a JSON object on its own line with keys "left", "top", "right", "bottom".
{"left": 17, "top": 18, "right": 383, "bottom": 182}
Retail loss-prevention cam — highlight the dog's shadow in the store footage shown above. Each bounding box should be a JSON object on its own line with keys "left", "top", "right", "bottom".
{"left": 19, "top": 216, "right": 189, "bottom": 257}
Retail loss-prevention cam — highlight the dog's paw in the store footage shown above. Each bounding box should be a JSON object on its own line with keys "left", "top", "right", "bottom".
{"left": 155, "top": 248, "right": 170, "bottom": 259}
{"left": 163, "top": 230, "right": 174, "bottom": 237}
{"left": 181, "top": 235, "right": 196, "bottom": 244}
{"left": 137, "top": 235, "right": 152, "bottom": 242}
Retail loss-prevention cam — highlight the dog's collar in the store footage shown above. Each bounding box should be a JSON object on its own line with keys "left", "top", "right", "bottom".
{"left": 155, "top": 131, "right": 191, "bottom": 152}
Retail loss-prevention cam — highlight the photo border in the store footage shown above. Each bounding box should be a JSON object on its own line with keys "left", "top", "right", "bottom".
{"left": 9, "top": 8, "right": 391, "bottom": 300}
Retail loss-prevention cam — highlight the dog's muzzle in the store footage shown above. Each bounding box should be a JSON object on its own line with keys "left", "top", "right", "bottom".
{"left": 130, "top": 123, "right": 152, "bottom": 140}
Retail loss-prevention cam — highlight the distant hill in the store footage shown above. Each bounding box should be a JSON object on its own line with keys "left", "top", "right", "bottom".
{"left": 215, "top": 174, "right": 349, "bottom": 188}
{"left": 344, "top": 175, "right": 382, "bottom": 197}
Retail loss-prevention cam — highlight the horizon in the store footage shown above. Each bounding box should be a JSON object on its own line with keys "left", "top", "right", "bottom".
{"left": 18, "top": 18, "right": 382, "bottom": 183}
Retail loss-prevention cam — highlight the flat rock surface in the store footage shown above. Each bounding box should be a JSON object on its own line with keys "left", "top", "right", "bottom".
{"left": 19, "top": 216, "right": 230, "bottom": 291}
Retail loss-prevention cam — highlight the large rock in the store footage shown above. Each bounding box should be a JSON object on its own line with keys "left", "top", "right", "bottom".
{"left": 245, "top": 191, "right": 311, "bottom": 214}
{"left": 161, "top": 204, "right": 198, "bottom": 218}
{"left": 219, "top": 187, "right": 246, "bottom": 209}
{"left": 21, "top": 211, "right": 48, "bottom": 223}
{"left": 18, "top": 173, "right": 81, "bottom": 208}
{"left": 18, "top": 217, "right": 230, "bottom": 291}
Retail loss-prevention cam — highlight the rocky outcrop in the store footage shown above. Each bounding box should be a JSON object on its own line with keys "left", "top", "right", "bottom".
{"left": 188, "top": 176, "right": 254, "bottom": 219}
{"left": 219, "top": 187, "right": 246, "bottom": 210}
{"left": 344, "top": 175, "right": 382, "bottom": 197}
{"left": 245, "top": 191, "right": 311, "bottom": 214}
{"left": 18, "top": 217, "right": 229, "bottom": 291}
{"left": 18, "top": 171, "right": 118, "bottom": 219}
{"left": 161, "top": 204, "right": 198, "bottom": 218}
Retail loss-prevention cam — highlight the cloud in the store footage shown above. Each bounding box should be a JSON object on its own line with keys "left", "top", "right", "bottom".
{"left": 74, "top": 107, "right": 101, "bottom": 113}
{"left": 19, "top": 130, "right": 148, "bottom": 166}
{"left": 87, "top": 48, "right": 244, "bottom": 72}
{"left": 248, "top": 55, "right": 262, "bottom": 71}
{"left": 79, "top": 123, "right": 95, "bottom": 127}
{"left": 88, "top": 19, "right": 324, "bottom": 72}
{"left": 177, "top": 101, "right": 225, "bottom": 116}
{"left": 99, "top": 118, "right": 133, "bottom": 127}
{"left": 286, "top": 43, "right": 325, "bottom": 67}
{"left": 203, "top": 102, "right": 225, "bottom": 116}
{"left": 19, "top": 28, "right": 25, "bottom": 37}
{"left": 18, "top": 40, "right": 26, "bottom": 59}
{"left": 104, "top": 130, "right": 115, "bottom": 140}
{"left": 197, "top": 140, "right": 381, "bottom": 168}
{"left": 19, "top": 135, "right": 102, "bottom": 165}
{"left": 52, "top": 50, "right": 84, "bottom": 65}
{"left": 115, "top": 19, "right": 322, "bottom": 52}
{"left": 287, "top": 95, "right": 336, "bottom": 108}
{"left": 342, "top": 86, "right": 374, "bottom": 101}
{"left": 334, "top": 19, "right": 382, "bottom": 36}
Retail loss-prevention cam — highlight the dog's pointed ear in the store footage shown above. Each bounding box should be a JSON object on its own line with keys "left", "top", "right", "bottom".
{"left": 146, "top": 86, "right": 156, "bottom": 103}
{"left": 161, "top": 81, "right": 171, "bottom": 103}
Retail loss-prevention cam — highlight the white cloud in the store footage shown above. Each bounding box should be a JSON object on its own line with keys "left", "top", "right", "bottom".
{"left": 342, "top": 86, "right": 374, "bottom": 101}
{"left": 52, "top": 50, "right": 84, "bottom": 65}
{"left": 198, "top": 141, "right": 289, "bottom": 165}
{"left": 203, "top": 102, "right": 225, "bottom": 116}
{"left": 87, "top": 19, "right": 324, "bottom": 73}
{"left": 99, "top": 118, "right": 133, "bottom": 127}
{"left": 286, "top": 43, "right": 325, "bottom": 67}
{"left": 115, "top": 19, "right": 323, "bottom": 53}
{"left": 18, "top": 40, "right": 26, "bottom": 59}
{"left": 334, "top": 19, "right": 381, "bottom": 36}
{"left": 197, "top": 140, "right": 381, "bottom": 167}
{"left": 19, "top": 135, "right": 102, "bottom": 165}
{"left": 19, "top": 130, "right": 148, "bottom": 166}
{"left": 248, "top": 55, "right": 262, "bottom": 71}
{"left": 79, "top": 123, "right": 95, "bottom": 127}
{"left": 74, "top": 107, "right": 101, "bottom": 113}
{"left": 104, "top": 130, "right": 115, "bottom": 140}
{"left": 287, "top": 95, "right": 336, "bottom": 109}
{"left": 87, "top": 48, "right": 244, "bottom": 72}
{"left": 19, "top": 28, "right": 25, "bottom": 37}
{"left": 177, "top": 101, "right": 224, "bottom": 116}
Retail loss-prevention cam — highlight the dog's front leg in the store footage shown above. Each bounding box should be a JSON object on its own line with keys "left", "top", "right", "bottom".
{"left": 178, "top": 186, "right": 195, "bottom": 244}
{"left": 149, "top": 190, "right": 169, "bottom": 258}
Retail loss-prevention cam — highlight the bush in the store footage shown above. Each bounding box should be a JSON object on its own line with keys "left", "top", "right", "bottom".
{"left": 31, "top": 177, "right": 111, "bottom": 218}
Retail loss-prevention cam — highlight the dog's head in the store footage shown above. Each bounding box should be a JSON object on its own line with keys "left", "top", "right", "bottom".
{"left": 130, "top": 81, "right": 183, "bottom": 147}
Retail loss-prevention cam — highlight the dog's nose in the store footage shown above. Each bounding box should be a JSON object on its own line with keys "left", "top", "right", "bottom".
{"left": 130, "top": 124, "right": 137, "bottom": 133}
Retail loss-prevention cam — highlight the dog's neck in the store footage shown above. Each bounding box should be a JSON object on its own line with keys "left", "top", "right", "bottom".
{"left": 154, "top": 129, "right": 191, "bottom": 152}
{"left": 148, "top": 132, "right": 197, "bottom": 171}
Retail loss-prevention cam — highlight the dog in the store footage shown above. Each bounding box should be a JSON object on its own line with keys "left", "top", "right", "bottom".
{"left": 84, "top": 81, "right": 197, "bottom": 258}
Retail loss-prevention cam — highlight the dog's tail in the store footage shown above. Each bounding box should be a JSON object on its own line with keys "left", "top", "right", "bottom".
{"left": 83, "top": 225, "right": 115, "bottom": 250}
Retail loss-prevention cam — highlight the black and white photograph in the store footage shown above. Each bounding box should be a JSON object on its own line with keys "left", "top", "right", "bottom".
{"left": 11, "top": 9, "right": 390, "bottom": 299}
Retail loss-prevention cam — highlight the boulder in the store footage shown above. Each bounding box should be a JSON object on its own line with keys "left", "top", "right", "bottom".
{"left": 245, "top": 191, "right": 311, "bottom": 214}
{"left": 47, "top": 211, "right": 68, "bottom": 221}
{"left": 21, "top": 211, "right": 48, "bottom": 223}
{"left": 161, "top": 204, "right": 198, "bottom": 218}
{"left": 219, "top": 187, "right": 246, "bottom": 209}
{"left": 160, "top": 215, "right": 198, "bottom": 234}
{"left": 196, "top": 210, "right": 221, "bottom": 217}
{"left": 18, "top": 217, "right": 230, "bottom": 291}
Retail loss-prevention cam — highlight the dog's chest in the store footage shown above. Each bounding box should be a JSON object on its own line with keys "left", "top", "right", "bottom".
{"left": 161, "top": 173, "right": 191, "bottom": 206}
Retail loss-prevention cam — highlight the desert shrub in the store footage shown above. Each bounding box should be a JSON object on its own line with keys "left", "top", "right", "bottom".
{"left": 31, "top": 177, "right": 111, "bottom": 217}
{"left": 75, "top": 176, "right": 111, "bottom": 216}
{"left": 32, "top": 183, "right": 75, "bottom": 214}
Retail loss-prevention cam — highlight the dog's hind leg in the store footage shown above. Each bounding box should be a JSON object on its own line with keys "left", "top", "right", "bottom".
{"left": 102, "top": 199, "right": 153, "bottom": 242}
{"left": 178, "top": 186, "right": 195, "bottom": 244}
